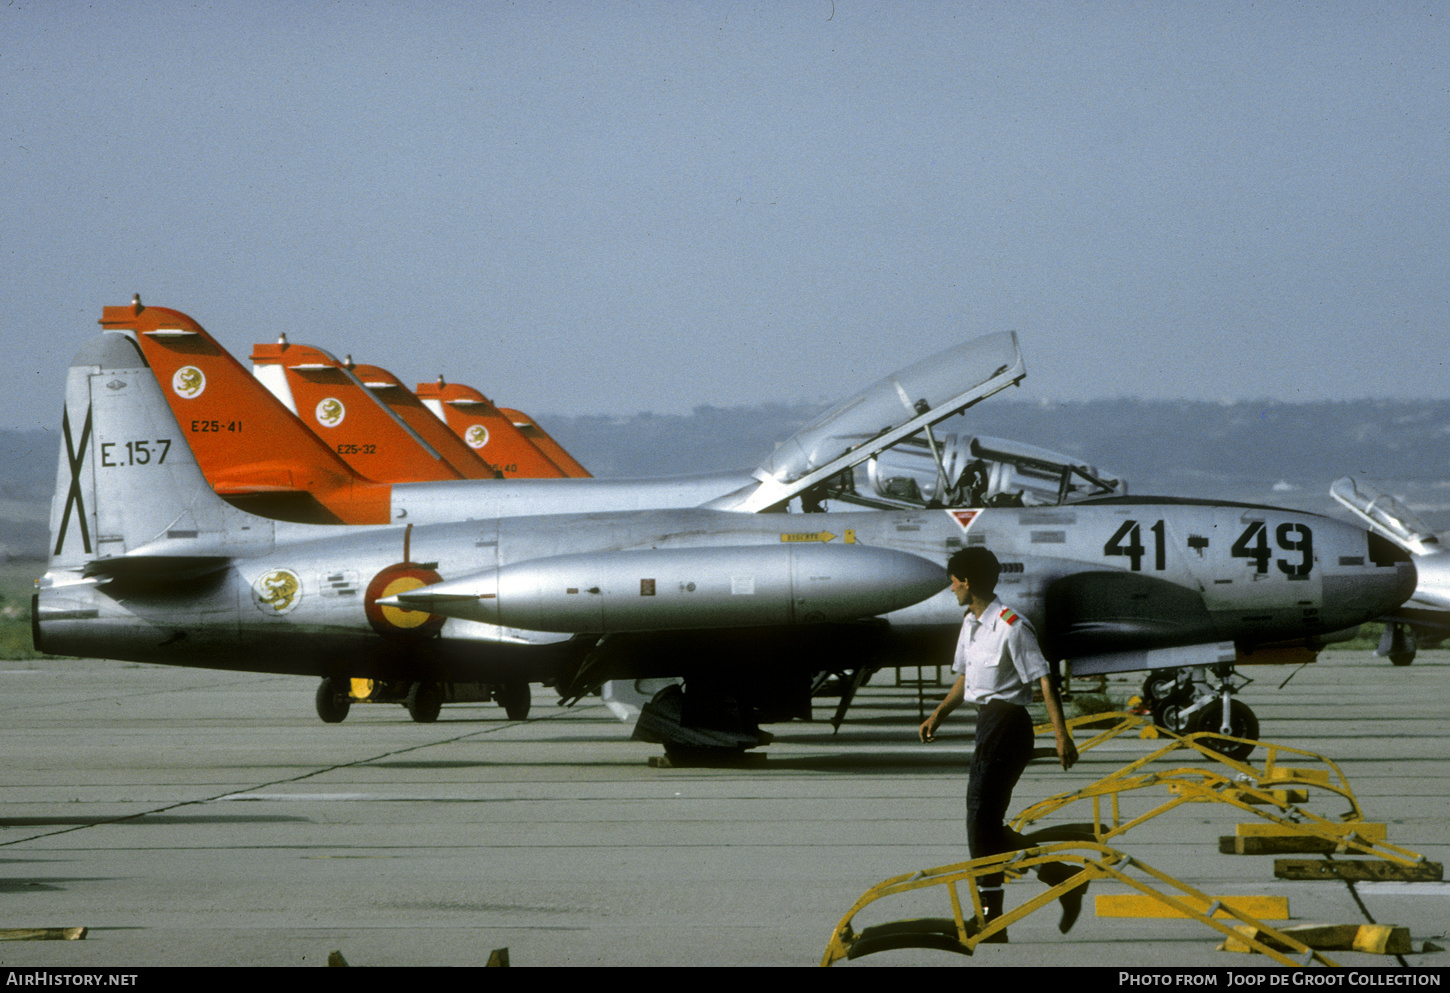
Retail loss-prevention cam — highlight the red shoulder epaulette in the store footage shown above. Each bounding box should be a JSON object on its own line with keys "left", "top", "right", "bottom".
{"left": 999, "top": 607, "right": 1020, "bottom": 626}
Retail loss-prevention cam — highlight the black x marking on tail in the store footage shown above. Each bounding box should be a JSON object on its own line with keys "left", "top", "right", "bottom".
{"left": 53, "top": 404, "right": 93, "bottom": 556}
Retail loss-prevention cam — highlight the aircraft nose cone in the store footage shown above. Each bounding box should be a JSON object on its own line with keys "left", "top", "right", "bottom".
{"left": 1321, "top": 554, "right": 1417, "bottom": 631}
{"left": 1396, "top": 558, "right": 1420, "bottom": 608}
{"left": 1365, "top": 558, "right": 1418, "bottom": 618}
{"left": 1410, "top": 553, "right": 1450, "bottom": 611}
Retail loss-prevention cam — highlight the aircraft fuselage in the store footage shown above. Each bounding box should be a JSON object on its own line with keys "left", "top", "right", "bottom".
{"left": 36, "top": 500, "right": 1414, "bottom": 685}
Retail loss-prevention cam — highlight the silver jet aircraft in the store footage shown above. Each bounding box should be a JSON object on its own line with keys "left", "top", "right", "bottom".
{"left": 35, "top": 328, "right": 1416, "bottom": 755}
{"left": 1331, "top": 476, "right": 1450, "bottom": 665}
{"left": 115, "top": 299, "right": 1121, "bottom": 724}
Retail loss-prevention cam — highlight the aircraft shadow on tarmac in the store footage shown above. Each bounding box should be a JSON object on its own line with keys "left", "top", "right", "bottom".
{"left": 0, "top": 876, "right": 119, "bottom": 893}
{"left": 360, "top": 749, "right": 976, "bottom": 772}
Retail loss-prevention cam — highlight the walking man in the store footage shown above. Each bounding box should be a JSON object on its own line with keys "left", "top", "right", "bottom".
{"left": 919, "top": 546, "right": 1085, "bottom": 939}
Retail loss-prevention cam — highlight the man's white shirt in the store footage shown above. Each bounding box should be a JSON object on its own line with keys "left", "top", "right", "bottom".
{"left": 951, "top": 597, "right": 1050, "bottom": 707}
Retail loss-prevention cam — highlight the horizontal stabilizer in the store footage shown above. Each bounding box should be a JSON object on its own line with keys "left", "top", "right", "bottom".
{"left": 210, "top": 464, "right": 306, "bottom": 494}
{"left": 83, "top": 555, "right": 232, "bottom": 581}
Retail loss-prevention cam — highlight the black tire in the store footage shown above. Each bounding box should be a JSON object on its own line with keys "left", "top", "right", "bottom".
{"left": 315, "top": 677, "right": 351, "bottom": 724}
{"left": 1153, "top": 700, "right": 1193, "bottom": 734}
{"left": 496, "top": 682, "right": 531, "bottom": 720}
{"left": 1141, "top": 670, "right": 1176, "bottom": 703}
{"left": 406, "top": 682, "right": 442, "bottom": 723}
{"left": 1142, "top": 669, "right": 1190, "bottom": 733}
{"left": 1379, "top": 623, "right": 1416, "bottom": 666}
{"left": 1186, "top": 699, "right": 1259, "bottom": 761}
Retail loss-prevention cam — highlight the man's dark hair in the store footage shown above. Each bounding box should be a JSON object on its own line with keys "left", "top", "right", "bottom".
{"left": 947, "top": 546, "right": 999, "bottom": 596}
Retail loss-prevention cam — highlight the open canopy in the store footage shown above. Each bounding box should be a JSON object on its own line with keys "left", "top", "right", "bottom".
{"left": 710, "top": 332, "right": 1025, "bottom": 512}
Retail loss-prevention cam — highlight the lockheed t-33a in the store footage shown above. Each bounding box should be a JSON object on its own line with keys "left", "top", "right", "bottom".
{"left": 35, "top": 305, "right": 1415, "bottom": 757}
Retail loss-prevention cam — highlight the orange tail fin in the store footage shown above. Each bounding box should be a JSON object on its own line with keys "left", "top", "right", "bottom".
{"left": 251, "top": 341, "right": 467, "bottom": 483}
{"left": 106, "top": 302, "right": 391, "bottom": 524}
{"left": 416, "top": 379, "right": 569, "bottom": 479}
{"left": 351, "top": 364, "right": 502, "bottom": 479}
{"left": 498, "top": 409, "right": 591, "bottom": 478}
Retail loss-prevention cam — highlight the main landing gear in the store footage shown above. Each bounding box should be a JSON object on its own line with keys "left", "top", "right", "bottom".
{"left": 312, "top": 678, "right": 533, "bottom": 724}
{"left": 315, "top": 676, "right": 351, "bottom": 724}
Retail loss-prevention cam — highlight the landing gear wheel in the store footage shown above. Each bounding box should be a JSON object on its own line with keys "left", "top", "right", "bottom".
{"left": 1186, "top": 699, "right": 1259, "bottom": 761}
{"left": 1141, "top": 670, "right": 1176, "bottom": 703}
{"left": 1379, "top": 623, "right": 1417, "bottom": 666}
{"left": 496, "top": 682, "right": 531, "bottom": 720}
{"left": 406, "top": 682, "right": 442, "bottom": 723}
{"left": 315, "top": 677, "right": 351, "bottom": 724}
{"left": 1155, "top": 702, "right": 1192, "bottom": 734}
{"left": 1142, "top": 669, "right": 1190, "bottom": 733}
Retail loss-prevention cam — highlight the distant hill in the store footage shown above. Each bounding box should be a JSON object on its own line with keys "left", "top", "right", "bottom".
{"left": 5, "top": 398, "right": 1450, "bottom": 558}
{"left": 531, "top": 402, "right": 824, "bottom": 478}
{"left": 0, "top": 430, "right": 56, "bottom": 502}
{"left": 542, "top": 398, "right": 1450, "bottom": 483}
{"left": 0, "top": 429, "right": 55, "bottom": 559}
{"left": 541, "top": 398, "right": 1450, "bottom": 526}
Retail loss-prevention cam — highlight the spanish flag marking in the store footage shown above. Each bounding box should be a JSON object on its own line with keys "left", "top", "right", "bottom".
{"left": 999, "top": 607, "right": 1020, "bottom": 626}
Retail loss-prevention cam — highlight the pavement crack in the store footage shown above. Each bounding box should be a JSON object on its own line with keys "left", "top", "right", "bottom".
{"left": 0, "top": 709, "right": 561, "bottom": 848}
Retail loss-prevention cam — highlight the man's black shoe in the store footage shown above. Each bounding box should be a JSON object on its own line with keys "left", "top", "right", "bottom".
{"left": 979, "top": 888, "right": 1009, "bottom": 944}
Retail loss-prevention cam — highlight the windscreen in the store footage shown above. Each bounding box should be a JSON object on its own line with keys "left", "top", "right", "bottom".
{"left": 754, "top": 332, "right": 1021, "bottom": 484}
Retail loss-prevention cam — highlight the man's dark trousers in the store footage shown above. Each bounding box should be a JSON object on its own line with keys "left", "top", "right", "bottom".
{"left": 966, "top": 699, "right": 1035, "bottom": 887}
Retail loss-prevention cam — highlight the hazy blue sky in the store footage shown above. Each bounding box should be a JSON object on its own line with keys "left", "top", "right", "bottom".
{"left": 3, "top": 1, "right": 1447, "bottom": 431}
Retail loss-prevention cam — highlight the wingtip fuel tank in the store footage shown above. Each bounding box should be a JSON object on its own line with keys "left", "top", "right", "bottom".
{"left": 381, "top": 543, "right": 948, "bottom": 633}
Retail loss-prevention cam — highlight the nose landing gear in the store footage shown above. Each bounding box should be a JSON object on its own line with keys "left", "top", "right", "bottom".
{"left": 1141, "top": 663, "right": 1258, "bottom": 762}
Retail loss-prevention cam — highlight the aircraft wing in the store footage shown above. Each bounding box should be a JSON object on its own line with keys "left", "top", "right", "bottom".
{"left": 705, "top": 332, "right": 1025, "bottom": 512}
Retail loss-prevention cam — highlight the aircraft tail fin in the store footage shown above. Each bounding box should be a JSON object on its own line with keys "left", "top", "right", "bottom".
{"left": 497, "top": 408, "right": 592, "bottom": 478}
{"left": 48, "top": 326, "right": 273, "bottom": 573}
{"left": 102, "top": 303, "right": 390, "bottom": 524}
{"left": 351, "top": 363, "right": 503, "bottom": 479}
{"left": 416, "top": 379, "right": 571, "bottom": 479}
{"left": 251, "top": 340, "right": 467, "bottom": 483}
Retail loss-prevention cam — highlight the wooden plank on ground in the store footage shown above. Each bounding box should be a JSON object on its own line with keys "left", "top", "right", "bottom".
{"left": 1219, "top": 923, "right": 1411, "bottom": 956}
{"left": 0, "top": 928, "right": 86, "bottom": 941}
{"left": 1095, "top": 894, "right": 1288, "bottom": 920}
{"left": 1274, "top": 858, "right": 1443, "bottom": 882}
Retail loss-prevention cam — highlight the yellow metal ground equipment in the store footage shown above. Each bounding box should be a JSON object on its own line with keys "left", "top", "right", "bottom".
{"left": 822, "top": 714, "right": 1436, "bottom": 966}
{"left": 820, "top": 842, "right": 1339, "bottom": 967}
{"left": 1011, "top": 713, "right": 1435, "bottom": 876}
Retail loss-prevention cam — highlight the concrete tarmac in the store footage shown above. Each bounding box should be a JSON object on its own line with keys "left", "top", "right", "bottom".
{"left": 0, "top": 652, "right": 1445, "bottom": 969}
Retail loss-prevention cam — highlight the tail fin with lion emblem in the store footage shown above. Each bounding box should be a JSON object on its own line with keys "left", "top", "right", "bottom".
{"left": 47, "top": 318, "right": 275, "bottom": 576}
{"left": 103, "top": 300, "right": 393, "bottom": 525}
